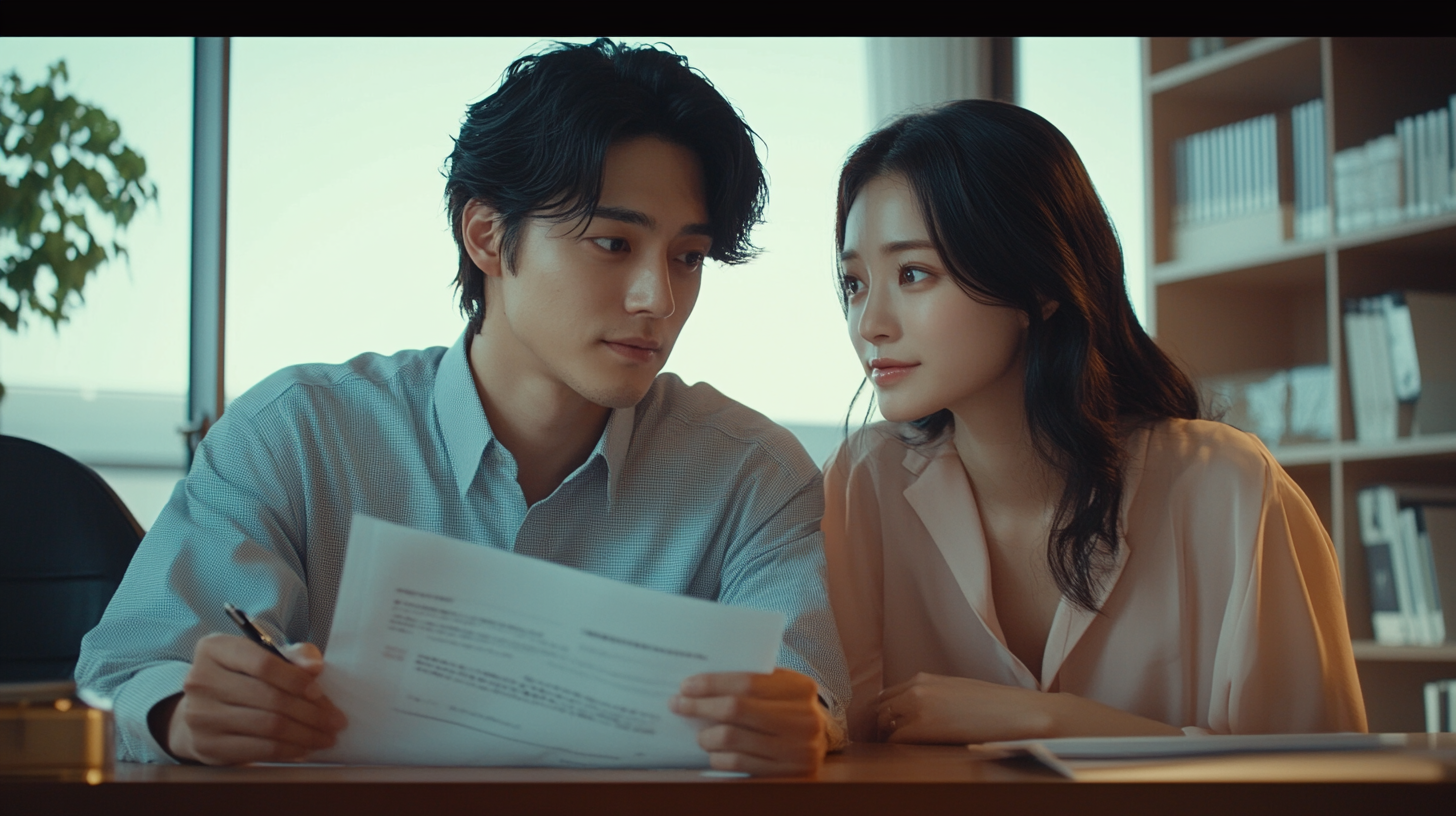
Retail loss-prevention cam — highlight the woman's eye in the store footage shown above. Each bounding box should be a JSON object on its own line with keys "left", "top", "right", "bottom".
{"left": 840, "top": 275, "right": 863, "bottom": 297}
{"left": 900, "top": 267, "right": 930, "bottom": 285}
{"left": 592, "top": 237, "right": 629, "bottom": 252}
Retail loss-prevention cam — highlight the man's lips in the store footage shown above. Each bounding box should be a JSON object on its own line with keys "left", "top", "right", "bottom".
{"left": 604, "top": 338, "right": 661, "bottom": 363}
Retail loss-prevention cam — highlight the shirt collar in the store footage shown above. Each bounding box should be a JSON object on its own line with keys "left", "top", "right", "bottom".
{"left": 434, "top": 330, "right": 489, "bottom": 496}
{"left": 433, "top": 329, "right": 638, "bottom": 501}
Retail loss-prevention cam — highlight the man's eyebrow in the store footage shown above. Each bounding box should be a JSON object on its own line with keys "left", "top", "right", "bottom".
{"left": 590, "top": 206, "right": 655, "bottom": 229}
{"left": 588, "top": 207, "right": 712, "bottom": 239}
{"left": 839, "top": 239, "right": 935, "bottom": 262}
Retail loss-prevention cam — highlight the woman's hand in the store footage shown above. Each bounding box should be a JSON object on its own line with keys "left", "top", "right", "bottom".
{"left": 876, "top": 672, "right": 1182, "bottom": 744}
{"left": 876, "top": 673, "right": 1055, "bottom": 744}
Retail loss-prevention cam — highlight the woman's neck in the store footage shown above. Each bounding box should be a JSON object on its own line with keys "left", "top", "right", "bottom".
{"left": 948, "top": 375, "right": 1063, "bottom": 519}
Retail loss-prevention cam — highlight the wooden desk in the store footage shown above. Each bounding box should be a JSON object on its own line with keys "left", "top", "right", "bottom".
{"left": 7, "top": 740, "right": 1455, "bottom": 816}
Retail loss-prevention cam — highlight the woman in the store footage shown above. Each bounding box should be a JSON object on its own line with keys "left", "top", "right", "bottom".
{"left": 823, "top": 100, "right": 1366, "bottom": 744}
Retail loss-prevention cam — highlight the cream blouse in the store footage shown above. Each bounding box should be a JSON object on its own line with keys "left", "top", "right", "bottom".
{"left": 823, "top": 418, "right": 1367, "bottom": 742}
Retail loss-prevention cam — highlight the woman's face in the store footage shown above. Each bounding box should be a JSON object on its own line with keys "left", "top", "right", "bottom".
{"left": 840, "top": 173, "right": 1029, "bottom": 424}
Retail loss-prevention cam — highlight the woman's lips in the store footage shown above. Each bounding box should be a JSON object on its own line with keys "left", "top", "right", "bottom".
{"left": 869, "top": 359, "right": 918, "bottom": 385}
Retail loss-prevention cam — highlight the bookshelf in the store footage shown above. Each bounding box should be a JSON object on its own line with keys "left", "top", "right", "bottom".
{"left": 1142, "top": 37, "right": 1456, "bottom": 732}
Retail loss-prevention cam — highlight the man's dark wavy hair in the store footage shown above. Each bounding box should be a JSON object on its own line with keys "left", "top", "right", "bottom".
{"left": 445, "top": 39, "right": 766, "bottom": 334}
{"left": 835, "top": 100, "right": 1201, "bottom": 612}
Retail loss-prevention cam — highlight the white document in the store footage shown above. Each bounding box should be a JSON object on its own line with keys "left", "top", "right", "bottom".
{"left": 967, "top": 733, "right": 1403, "bottom": 779}
{"left": 311, "top": 514, "right": 785, "bottom": 768}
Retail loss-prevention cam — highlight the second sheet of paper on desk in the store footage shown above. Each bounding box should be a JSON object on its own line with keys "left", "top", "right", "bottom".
{"left": 311, "top": 514, "right": 785, "bottom": 768}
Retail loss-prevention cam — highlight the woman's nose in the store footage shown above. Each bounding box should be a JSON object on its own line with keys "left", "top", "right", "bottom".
{"left": 856, "top": 285, "right": 897, "bottom": 345}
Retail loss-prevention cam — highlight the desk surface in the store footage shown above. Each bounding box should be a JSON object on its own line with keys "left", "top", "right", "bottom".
{"left": 8, "top": 739, "right": 1456, "bottom": 816}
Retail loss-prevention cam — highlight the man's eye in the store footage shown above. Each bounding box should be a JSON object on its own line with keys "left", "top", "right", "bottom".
{"left": 592, "top": 237, "right": 629, "bottom": 252}
{"left": 676, "top": 251, "right": 706, "bottom": 269}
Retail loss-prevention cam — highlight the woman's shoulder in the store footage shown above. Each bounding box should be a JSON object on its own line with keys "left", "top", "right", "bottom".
{"left": 825, "top": 421, "right": 942, "bottom": 485}
{"left": 1135, "top": 417, "right": 1281, "bottom": 492}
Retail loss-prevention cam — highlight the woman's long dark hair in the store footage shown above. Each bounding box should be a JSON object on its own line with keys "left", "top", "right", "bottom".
{"left": 836, "top": 100, "right": 1200, "bottom": 612}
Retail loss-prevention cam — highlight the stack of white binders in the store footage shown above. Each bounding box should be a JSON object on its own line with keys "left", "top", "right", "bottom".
{"left": 1334, "top": 95, "right": 1456, "bottom": 234}
{"left": 1199, "top": 365, "right": 1334, "bottom": 449}
{"left": 1358, "top": 485, "right": 1456, "bottom": 647}
{"left": 1343, "top": 291, "right": 1456, "bottom": 444}
{"left": 1172, "top": 112, "right": 1286, "bottom": 261}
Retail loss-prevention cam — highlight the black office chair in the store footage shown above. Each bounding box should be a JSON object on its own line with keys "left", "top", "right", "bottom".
{"left": 0, "top": 435, "right": 144, "bottom": 682}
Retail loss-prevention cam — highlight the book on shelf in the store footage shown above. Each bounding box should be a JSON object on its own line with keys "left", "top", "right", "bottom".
{"left": 1342, "top": 291, "right": 1456, "bottom": 444}
{"left": 1425, "top": 679, "right": 1456, "bottom": 733}
{"left": 1201, "top": 365, "right": 1333, "bottom": 448}
{"left": 1173, "top": 112, "right": 1286, "bottom": 262}
{"left": 1336, "top": 94, "right": 1456, "bottom": 234}
{"left": 1357, "top": 484, "right": 1456, "bottom": 647}
{"left": 1292, "top": 98, "right": 1330, "bottom": 240}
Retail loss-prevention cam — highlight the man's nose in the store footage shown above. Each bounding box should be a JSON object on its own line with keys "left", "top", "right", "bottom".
{"left": 624, "top": 254, "right": 675, "bottom": 319}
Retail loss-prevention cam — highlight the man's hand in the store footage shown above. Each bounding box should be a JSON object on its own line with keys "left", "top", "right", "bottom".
{"left": 152, "top": 634, "right": 348, "bottom": 765}
{"left": 669, "top": 668, "right": 828, "bottom": 777}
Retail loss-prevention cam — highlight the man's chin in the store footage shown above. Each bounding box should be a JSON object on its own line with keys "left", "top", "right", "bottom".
{"left": 578, "top": 379, "right": 656, "bottom": 411}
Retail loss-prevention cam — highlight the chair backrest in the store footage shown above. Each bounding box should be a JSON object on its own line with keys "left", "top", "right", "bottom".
{"left": 0, "top": 435, "right": 144, "bottom": 682}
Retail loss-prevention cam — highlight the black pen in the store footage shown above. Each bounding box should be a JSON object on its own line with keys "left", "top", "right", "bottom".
{"left": 223, "top": 602, "right": 288, "bottom": 660}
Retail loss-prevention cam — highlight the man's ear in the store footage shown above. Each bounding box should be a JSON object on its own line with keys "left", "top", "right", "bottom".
{"left": 462, "top": 199, "right": 505, "bottom": 278}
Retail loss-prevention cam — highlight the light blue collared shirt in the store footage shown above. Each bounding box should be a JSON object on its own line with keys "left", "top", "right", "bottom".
{"left": 76, "top": 331, "right": 849, "bottom": 762}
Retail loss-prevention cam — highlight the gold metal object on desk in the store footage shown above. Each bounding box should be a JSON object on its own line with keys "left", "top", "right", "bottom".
{"left": 1, "top": 681, "right": 113, "bottom": 783}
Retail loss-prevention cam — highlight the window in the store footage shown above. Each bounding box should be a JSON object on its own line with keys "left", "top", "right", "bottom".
{"left": 226, "top": 38, "right": 871, "bottom": 465}
{"left": 0, "top": 37, "right": 193, "bottom": 527}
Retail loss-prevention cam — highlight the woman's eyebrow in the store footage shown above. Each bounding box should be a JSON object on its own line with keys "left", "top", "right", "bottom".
{"left": 840, "top": 239, "right": 935, "bottom": 263}
{"left": 883, "top": 239, "right": 935, "bottom": 253}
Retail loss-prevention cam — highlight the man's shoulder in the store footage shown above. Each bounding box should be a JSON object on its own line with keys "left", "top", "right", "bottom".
{"left": 228, "top": 346, "right": 450, "bottom": 423}
{"left": 634, "top": 374, "right": 817, "bottom": 481}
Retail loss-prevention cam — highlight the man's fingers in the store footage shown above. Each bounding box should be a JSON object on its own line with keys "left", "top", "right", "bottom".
{"left": 698, "top": 722, "right": 774, "bottom": 757}
{"left": 697, "top": 721, "right": 826, "bottom": 777}
{"left": 671, "top": 694, "right": 820, "bottom": 739}
{"left": 679, "top": 668, "right": 817, "bottom": 700}
{"left": 189, "top": 670, "right": 347, "bottom": 734}
{"left": 185, "top": 699, "right": 340, "bottom": 751}
{"left": 188, "top": 732, "right": 316, "bottom": 765}
{"left": 199, "top": 635, "right": 327, "bottom": 702}
{"left": 282, "top": 641, "right": 325, "bottom": 673}
{"left": 705, "top": 747, "right": 820, "bottom": 777}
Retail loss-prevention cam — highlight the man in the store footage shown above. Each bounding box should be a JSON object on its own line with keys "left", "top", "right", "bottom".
{"left": 76, "top": 39, "right": 849, "bottom": 776}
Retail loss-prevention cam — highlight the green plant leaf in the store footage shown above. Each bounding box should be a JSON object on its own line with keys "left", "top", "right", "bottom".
{"left": 0, "top": 58, "right": 157, "bottom": 400}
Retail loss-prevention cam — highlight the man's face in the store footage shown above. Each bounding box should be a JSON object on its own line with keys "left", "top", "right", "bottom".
{"left": 480, "top": 137, "right": 711, "bottom": 409}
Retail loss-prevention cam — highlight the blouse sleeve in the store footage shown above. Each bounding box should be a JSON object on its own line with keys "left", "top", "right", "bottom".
{"left": 821, "top": 439, "right": 887, "bottom": 743}
{"left": 1206, "top": 443, "right": 1368, "bottom": 734}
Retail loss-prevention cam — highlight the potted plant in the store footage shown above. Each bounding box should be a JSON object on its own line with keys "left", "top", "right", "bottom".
{"left": 0, "top": 60, "right": 157, "bottom": 402}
